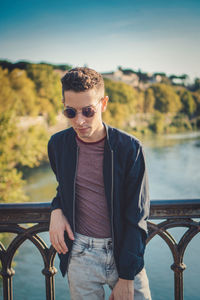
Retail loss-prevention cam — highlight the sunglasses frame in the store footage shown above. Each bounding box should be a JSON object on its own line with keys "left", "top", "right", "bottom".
{"left": 63, "top": 97, "right": 103, "bottom": 119}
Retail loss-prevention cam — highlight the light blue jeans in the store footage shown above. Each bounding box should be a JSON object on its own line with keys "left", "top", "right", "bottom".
{"left": 67, "top": 232, "right": 151, "bottom": 300}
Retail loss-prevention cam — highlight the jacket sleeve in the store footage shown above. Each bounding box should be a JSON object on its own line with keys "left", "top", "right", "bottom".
{"left": 118, "top": 142, "right": 150, "bottom": 280}
{"left": 47, "top": 137, "right": 62, "bottom": 212}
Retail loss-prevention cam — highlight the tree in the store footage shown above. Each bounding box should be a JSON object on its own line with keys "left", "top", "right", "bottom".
{"left": 0, "top": 67, "right": 15, "bottom": 114}
{"left": 9, "top": 68, "right": 38, "bottom": 116}
{"left": 178, "top": 89, "right": 196, "bottom": 117}
{"left": 0, "top": 109, "right": 49, "bottom": 203}
{"left": 149, "top": 111, "right": 165, "bottom": 134}
{"left": 104, "top": 78, "right": 138, "bottom": 112}
{"left": 0, "top": 110, "right": 27, "bottom": 202}
{"left": 193, "top": 78, "right": 200, "bottom": 91}
{"left": 0, "top": 67, "right": 39, "bottom": 116}
{"left": 144, "top": 88, "right": 155, "bottom": 113}
{"left": 192, "top": 90, "right": 200, "bottom": 117}
{"left": 26, "top": 64, "right": 62, "bottom": 124}
{"left": 103, "top": 102, "right": 130, "bottom": 128}
{"left": 151, "top": 83, "right": 182, "bottom": 113}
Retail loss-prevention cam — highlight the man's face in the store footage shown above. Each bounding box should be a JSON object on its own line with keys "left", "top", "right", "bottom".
{"left": 63, "top": 88, "right": 108, "bottom": 142}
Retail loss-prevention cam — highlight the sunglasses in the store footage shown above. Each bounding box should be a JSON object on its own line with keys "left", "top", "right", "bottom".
{"left": 63, "top": 98, "right": 102, "bottom": 119}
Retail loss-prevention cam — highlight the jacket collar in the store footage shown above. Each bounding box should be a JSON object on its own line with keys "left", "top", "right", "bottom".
{"left": 103, "top": 122, "right": 113, "bottom": 151}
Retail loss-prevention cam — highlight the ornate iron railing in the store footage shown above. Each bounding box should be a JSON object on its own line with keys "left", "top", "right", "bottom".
{"left": 0, "top": 199, "right": 200, "bottom": 300}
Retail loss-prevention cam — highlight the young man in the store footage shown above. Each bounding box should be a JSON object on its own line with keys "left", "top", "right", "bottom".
{"left": 48, "top": 67, "right": 151, "bottom": 300}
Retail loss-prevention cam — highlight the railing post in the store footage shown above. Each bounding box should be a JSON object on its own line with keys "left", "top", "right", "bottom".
{"left": 171, "top": 262, "right": 186, "bottom": 300}
{"left": 0, "top": 267, "right": 15, "bottom": 300}
{"left": 42, "top": 266, "right": 57, "bottom": 300}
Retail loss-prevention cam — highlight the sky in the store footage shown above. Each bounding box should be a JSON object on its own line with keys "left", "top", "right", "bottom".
{"left": 0, "top": 0, "right": 200, "bottom": 80}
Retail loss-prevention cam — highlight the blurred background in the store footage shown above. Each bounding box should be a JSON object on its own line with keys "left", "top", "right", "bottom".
{"left": 0, "top": 0, "right": 200, "bottom": 299}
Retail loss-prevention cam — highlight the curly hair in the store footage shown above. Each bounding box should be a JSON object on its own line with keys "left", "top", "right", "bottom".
{"left": 61, "top": 67, "right": 104, "bottom": 97}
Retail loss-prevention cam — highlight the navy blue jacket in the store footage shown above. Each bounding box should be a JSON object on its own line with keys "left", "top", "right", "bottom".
{"left": 48, "top": 123, "right": 150, "bottom": 280}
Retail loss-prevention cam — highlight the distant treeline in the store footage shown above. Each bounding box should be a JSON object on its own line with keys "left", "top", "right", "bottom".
{"left": 0, "top": 60, "right": 72, "bottom": 72}
{"left": 103, "top": 78, "right": 200, "bottom": 134}
{"left": 0, "top": 60, "right": 200, "bottom": 203}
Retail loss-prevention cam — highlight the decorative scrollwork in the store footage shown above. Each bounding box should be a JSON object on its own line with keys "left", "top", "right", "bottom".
{"left": 0, "top": 223, "right": 57, "bottom": 300}
{"left": 147, "top": 217, "right": 200, "bottom": 300}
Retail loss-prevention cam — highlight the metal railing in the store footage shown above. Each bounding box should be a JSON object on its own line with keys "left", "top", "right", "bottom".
{"left": 0, "top": 199, "right": 200, "bottom": 300}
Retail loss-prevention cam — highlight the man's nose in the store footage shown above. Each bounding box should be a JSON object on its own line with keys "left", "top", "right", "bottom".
{"left": 75, "top": 112, "right": 85, "bottom": 125}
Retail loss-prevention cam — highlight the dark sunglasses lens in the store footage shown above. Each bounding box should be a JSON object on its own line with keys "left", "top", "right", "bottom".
{"left": 82, "top": 107, "right": 95, "bottom": 117}
{"left": 64, "top": 108, "right": 76, "bottom": 118}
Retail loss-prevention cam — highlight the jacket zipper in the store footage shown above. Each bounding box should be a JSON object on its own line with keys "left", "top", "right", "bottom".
{"left": 73, "top": 146, "right": 79, "bottom": 233}
{"left": 111, "top": 149, "right": 115, "bottom": 250}
{"left": 66, "top": 145, "right": 79, "bottom": 272}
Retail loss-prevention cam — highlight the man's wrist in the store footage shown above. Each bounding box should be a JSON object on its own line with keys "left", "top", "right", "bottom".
{"left": 118, "top": 278, "right": 134, "bottom": 284}
{"left": 51, "top": 208, "right": 63, "bottom": 214}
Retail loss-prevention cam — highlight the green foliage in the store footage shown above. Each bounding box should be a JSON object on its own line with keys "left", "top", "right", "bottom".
{"left": 0, "top": 63, "right": 62, "bottom": 203}
{"left": 196, "top": 116, "right": 200, "bottom": 129}
{"left": 9, "top": 68, "right": 38, "bottom": 116}
{"left": 144, "top": 88, "right": 155, "bottom": 113}
{"left": 0, "top": 110, "right": 18, "bottom": 168}
{"left": 0, "top": 65, "right": 62, "bottom": 121}
{"left": 169, "top": 114, "right": 192, "bottom": 132}
{"left": 149, "top": 111, "right": 165, "bottom": 134}
{"left": 194, "top": 78, "right": 200, "bottom": 91}
{"left": 26, "top": 64, "right": 62, "bottom": 123}
{"left": 104, "top": 78, "right": 143, "bottom": 126}
{"left": 15, "top": 125, "right": 49, "bottom": 168}
{"left": 0, "top": 110, "right": 48, "bottom": 168}
{"left": 192, "top": 90, "right": 200, "bottom": 116}
{"left": 135, "top": 92, "right": 145, "bottom": 113}
{"left": 0, "top": 63, "right": 63, "bottom": 125}
{"left": 0, "top": 67, "right": 16, "bottom": 114}
{"left": 0, "top": 106, "right": 48, "bottom": 203}
{"left": 177, "top": 89, "right": 196, "bottom": 117}
{"left": 103, "top": 79, "right": 197, "bottom": 135}
{"left": 0, "top": 165, "right": 28, "bottom": 203}
{"left": 104, "top": 78, "right": 138, "bottom": 112}
{"left": 0, "top": 59, "right": 72, "bottom": 73}
{"left": 151, "top": 83, "right": 182, "bottom": 113}
{"left": 103, "top": 102, "right": 130, "bottom": 128}
{"left": 0, "top": 110, "right": 26, "bottom": 202}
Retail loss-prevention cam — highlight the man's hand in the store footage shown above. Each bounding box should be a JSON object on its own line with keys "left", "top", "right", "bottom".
{"left": 109, "top": 278, "right": 134, "bottom": 300}
{"left": 49, "top": 208, "right": 74, "bottom": 254}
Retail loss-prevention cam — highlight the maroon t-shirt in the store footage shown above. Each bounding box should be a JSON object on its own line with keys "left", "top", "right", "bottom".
{"left": 75, "top": 135, "right": 111, "bottom": 238}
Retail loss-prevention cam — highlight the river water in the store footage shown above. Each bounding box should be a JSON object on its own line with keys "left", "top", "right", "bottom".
{"left": 1, "top": 132, "right": 200, "bottom": 300}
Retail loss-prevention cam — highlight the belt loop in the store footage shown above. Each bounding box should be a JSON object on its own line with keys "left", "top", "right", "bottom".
{"left": 88, "top": 237, "right": 92, "bottom": 250}
{"left": 108, "top": 239, "right": 112, "bottom": 250}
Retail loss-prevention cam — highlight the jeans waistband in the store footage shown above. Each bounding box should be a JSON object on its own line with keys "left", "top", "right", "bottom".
{"left": 74, "top": 232, "right": 113, "bottom": 250}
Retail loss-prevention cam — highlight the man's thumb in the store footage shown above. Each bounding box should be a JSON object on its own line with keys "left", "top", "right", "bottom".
{"left": 65, "top": 222, "right": 74, "bottom": 240}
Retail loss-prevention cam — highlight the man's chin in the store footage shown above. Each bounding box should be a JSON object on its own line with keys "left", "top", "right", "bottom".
{"left": 76, "top": 128, "right": 91, "bottom": 139}
{"left": 78, "top": 133, "right": 90, "bottom": 139}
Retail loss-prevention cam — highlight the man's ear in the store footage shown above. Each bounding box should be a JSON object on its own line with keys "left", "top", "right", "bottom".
{"left": 101, "top": 96, "right": 109, "bottom": 112}
{"left": 62, "top": 98, "right": 64, "bottom": 104}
